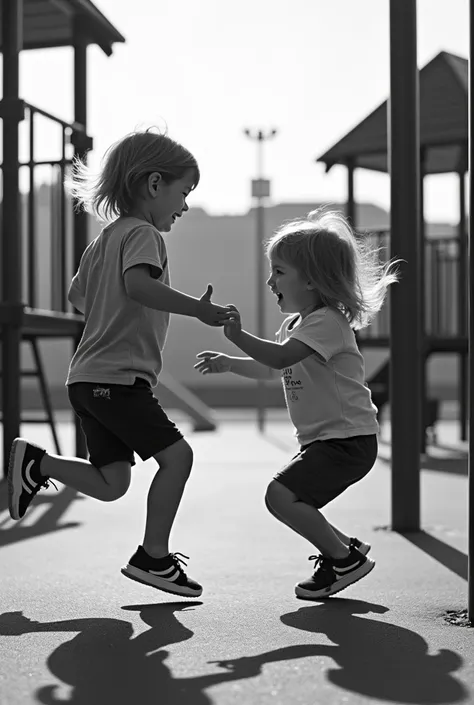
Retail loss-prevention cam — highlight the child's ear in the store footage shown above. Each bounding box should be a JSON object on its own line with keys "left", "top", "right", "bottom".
{"left": 147, "top": 172, "right": 163, "bottom": 196}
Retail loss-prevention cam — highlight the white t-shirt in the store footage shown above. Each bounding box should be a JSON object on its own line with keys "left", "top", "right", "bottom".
{"left": 276, "top": 307, "right": 379, "bottom": 445}
{"left": 66, "top": 217, "right": 170, "bottom": 388}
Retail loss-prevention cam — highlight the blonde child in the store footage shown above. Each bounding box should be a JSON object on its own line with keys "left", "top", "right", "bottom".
{"left": 8, "top": 129, "right": 233, "bottom": 598}
{"left": 196, "top": 208, "right": 399, "bottom": 599}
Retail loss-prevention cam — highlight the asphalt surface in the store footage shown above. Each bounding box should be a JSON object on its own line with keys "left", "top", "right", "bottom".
{"left": 0, "top": 412, "right": 472, "bottom": 705}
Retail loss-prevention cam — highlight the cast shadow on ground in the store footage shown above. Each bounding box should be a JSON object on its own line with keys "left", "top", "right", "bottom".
{"left": 0, "top": 486, "right": 82, "bottom": 548}
{"left": 399, "top": 531, "right": 468, "bottom": 581}
{"left": 0, "top": 598, "right": 468, "bottom": 705}
{"left": 280, "top": 598, "right": 468, "bottom": 704}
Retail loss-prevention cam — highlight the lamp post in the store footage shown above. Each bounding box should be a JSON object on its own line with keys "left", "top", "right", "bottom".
{"left": 244, "top": 128, "right": 277, "bottom": 432}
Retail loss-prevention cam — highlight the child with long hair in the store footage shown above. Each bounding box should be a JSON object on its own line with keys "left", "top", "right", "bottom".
{"left": 196, "top": 208, "right": 399, "bottom": 599}
{"left": 8, "top": 129, "right": 233, "bottom": 598}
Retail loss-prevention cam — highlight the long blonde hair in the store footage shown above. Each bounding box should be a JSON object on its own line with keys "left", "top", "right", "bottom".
{"left": 265, "top": 207, "right": 400, "bottom": 330}
{"left": 65, "top": 128, "right": 200, "bottom": 223}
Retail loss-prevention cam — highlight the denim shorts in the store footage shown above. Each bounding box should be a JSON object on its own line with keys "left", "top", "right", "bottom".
{"left": 274, "top": 434, "right": 378, "bottom": 509}
{"left": 67, "top": 378, "right": 183, "bottom": 468}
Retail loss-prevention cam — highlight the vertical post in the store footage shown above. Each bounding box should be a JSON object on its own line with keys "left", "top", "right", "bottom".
{"left": 420, "top": 148, "right": 427, "bottom": 454}
{"left": 346, "top": 160, "right": 356, "bottom": 227}
{"left": 73, "top": 17, "right": 89, "bottom": 458}
{"left": 73, "top": 17, "right": 89, "bottom": 271}
{"left": 28, "top": 109, "right": 35, "bottom": 307}
{"left": 458, "top": 168, "right": 468, "bottom": 441}
{"left": 255, "top": 133, "right": 266, "bottom": 433}
{"left": 467, "top": 0, "right": 473, "bottom": 624}
{"left": 1, "top": 0, "right": 24, "bottom": 478}
{"left": 256, "top": 185, "right": 266, "bottom": 431}
{"left": 389, "top": 0, "right": 422, "bottom": 530}
{"left": 244, "top": 128, "right": 277, "bottom": 432}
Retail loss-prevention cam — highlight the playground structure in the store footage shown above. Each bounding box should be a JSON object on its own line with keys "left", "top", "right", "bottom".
{"left": 317, "top": 50, "right": 468, "bottom": 448}
{"left": 0, "top": 0, "right": 216, "bottom": 478}
{"left": 0, "top": 0, "right": 471, "bottom": 620}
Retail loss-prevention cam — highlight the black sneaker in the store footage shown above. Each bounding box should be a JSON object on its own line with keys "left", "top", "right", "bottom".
{"left": 295, "top": 547, "right": 375, "bottom": 600}
{"left": 121, "top": 547, "right": 203, "bottom": 598}
{"left": 350, "top": 537, "right": 371, "bottom": 556}
{"left": 8, "top": 438, "right": 56, "bottom": 520}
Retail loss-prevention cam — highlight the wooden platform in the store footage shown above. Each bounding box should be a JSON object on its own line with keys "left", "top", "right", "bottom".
{"left": 0, "top": 305, "right": 84, "bottom": 337}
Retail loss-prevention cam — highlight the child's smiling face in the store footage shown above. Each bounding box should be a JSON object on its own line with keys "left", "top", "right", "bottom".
{"left": 267, "top": 255, "right": 319, "bottom": 316}
{"left": 148, "top": 168, "right": 196, "bottom": 232}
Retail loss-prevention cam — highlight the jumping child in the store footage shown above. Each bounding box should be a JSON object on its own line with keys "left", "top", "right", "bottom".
{"left": 195, "top": 208, "right": 399, "bottom": 599}
{"left": 8, "top": 129, "right": 233, "bottom": 598}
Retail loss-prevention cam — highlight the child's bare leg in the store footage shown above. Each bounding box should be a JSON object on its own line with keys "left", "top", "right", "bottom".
{"left": 265, "top": 480, "right": 349, "bottom": 559}
{"left": 329, "top": 524, "right": 351, "bottom": 544}
{"left": 142, "top": 438, "right": 193, "bottom": 559}
{"left": 40, "top": 454, "right": 131, "bottom": 502}
{"left": 265, "top": 495, "right": 351, "bottom": 545}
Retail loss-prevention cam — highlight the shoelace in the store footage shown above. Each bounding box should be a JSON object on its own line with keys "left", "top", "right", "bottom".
{"left": 40, "top": 477, "right": 59, "bottom": 492}
{"left": 169, "top": 552, "right": 190, "bottom": 575}
{"left": 308, "top": 554, "right": 332, "bottom": 572}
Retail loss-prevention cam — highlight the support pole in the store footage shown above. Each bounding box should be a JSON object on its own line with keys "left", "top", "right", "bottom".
{"left": 467, "top": 0, "right": 473, "bottom": 624}
{"left": 346, "top": 160, "right": 356, "bottom": 227}
{"left": 458, "top": 168, "right": 468, "bottom": 442}
{"left": 244, "top": 128, "right": 277, "bottom": 433}
{"left": 256, "top": 194, "right": 265, "bottom": 429}
{"left": 389, "top": 0, "right": 422, "bottom": 530}
{"left": 420, "top": 148, "right": 427, "bottom": 454}
{"left": 72, "top": 18, "right": 89, "bottom": 458}
{"left": 1, "top": 0, "right": 23, "bottom": 478}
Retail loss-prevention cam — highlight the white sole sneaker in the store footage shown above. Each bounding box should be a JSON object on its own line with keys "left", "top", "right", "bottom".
{"left": 295, "top": 557, "right": 375, "bottom": 600}
{"left": 121, "top": 563, "right": 203, "bottom": 598}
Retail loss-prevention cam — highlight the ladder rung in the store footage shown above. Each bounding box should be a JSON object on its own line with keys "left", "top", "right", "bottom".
{"left": 0, "top": 416, "right": 50, "bottom": 423}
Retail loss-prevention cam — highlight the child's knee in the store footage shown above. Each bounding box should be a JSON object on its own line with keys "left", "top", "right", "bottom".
{"left": 99, "top": 460, "right": 132, "bottom": 501}
{"left": 265, "top": 479, "right": 290, "bottom": 511}
{"left": 154, "top": 438, "right": 193, "bottom": 476}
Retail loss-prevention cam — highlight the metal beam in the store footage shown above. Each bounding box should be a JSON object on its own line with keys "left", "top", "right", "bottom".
{"left": 346, "top": 160, "right": 355, "bottom": 227}
{"left": 467, "top": 0, "right": 473, "bottom": 624}
{"left": 1, "top": 0, "right": 24, "bottom": 478}
{"left": 72, "top": 16, "right": 89, "bottom": 458}
{"left": 388, "top": 0, "right": 422, "bottom": 530}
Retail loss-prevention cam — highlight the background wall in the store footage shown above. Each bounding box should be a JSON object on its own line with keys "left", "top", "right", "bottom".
{"left": 14, "top": 199, "right": 461, "bottom": 410}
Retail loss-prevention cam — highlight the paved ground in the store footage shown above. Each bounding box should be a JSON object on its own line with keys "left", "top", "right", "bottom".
{"left": 0, "top": 411, "right": 472, "bottom": 705}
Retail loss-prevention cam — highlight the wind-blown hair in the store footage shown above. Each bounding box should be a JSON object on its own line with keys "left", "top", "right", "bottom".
{"left": 265, "top": 207, "right": 400, "bottom": 330}
{"left": 65, "top": 128, "right": 200, "bottom": 223}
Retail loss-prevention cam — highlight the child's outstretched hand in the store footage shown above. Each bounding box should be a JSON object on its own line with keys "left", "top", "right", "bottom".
{"left": 224, "top": 304, "right": 242, "bottom": 342}
{"left": 197, "top": 284, "right": 234, "bottom": 327}
{"left": 194, "top": 351, "right": 231, "bottom": 375}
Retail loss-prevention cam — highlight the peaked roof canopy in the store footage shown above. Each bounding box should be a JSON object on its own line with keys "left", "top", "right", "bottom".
{"left": 0, "top": 0, "right": 125, "bottom": 56}
{"left": 317, "top": 51, "right": 467, "bottom": 175}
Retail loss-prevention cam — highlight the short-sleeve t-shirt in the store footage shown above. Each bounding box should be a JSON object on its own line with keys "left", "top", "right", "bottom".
{"left": 276, "top": 307, "right": 379, "bottom": 445}
{"left": 66, "top": 217, "right": 170, "bottom": 388}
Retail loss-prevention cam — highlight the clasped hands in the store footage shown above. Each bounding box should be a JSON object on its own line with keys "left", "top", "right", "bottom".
{"left": 197, "top": 284, "right": 241, "bottom": 340}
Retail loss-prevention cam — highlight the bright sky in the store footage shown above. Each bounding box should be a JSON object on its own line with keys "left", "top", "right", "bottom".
{"left": 13, "top": 0, "right": 470, "bottom": 222}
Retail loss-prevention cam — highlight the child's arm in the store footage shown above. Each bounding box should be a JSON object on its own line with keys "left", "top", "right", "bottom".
{"left": 195, "top": 351, "right": 276, "bottom": 380}
{"left": 224, "top": 308, "right": 314, "bottom": 369}
{"left": 124, "top": 265, "right": 229, "bottom": 327}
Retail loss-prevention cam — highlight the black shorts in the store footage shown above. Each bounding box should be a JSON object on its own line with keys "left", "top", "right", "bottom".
{"left": 274, "top": 434, "right": 378, "bottom": 509}
{"left": 67, "top": 378, "right": 183, "bottom": 468}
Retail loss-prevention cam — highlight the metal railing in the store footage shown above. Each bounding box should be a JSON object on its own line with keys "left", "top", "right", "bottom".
{"left": 358, "top": 230, "right": 468, "bottom": 341}
{"left": 0, "top": 101, "right": 87, "bottom": 313}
